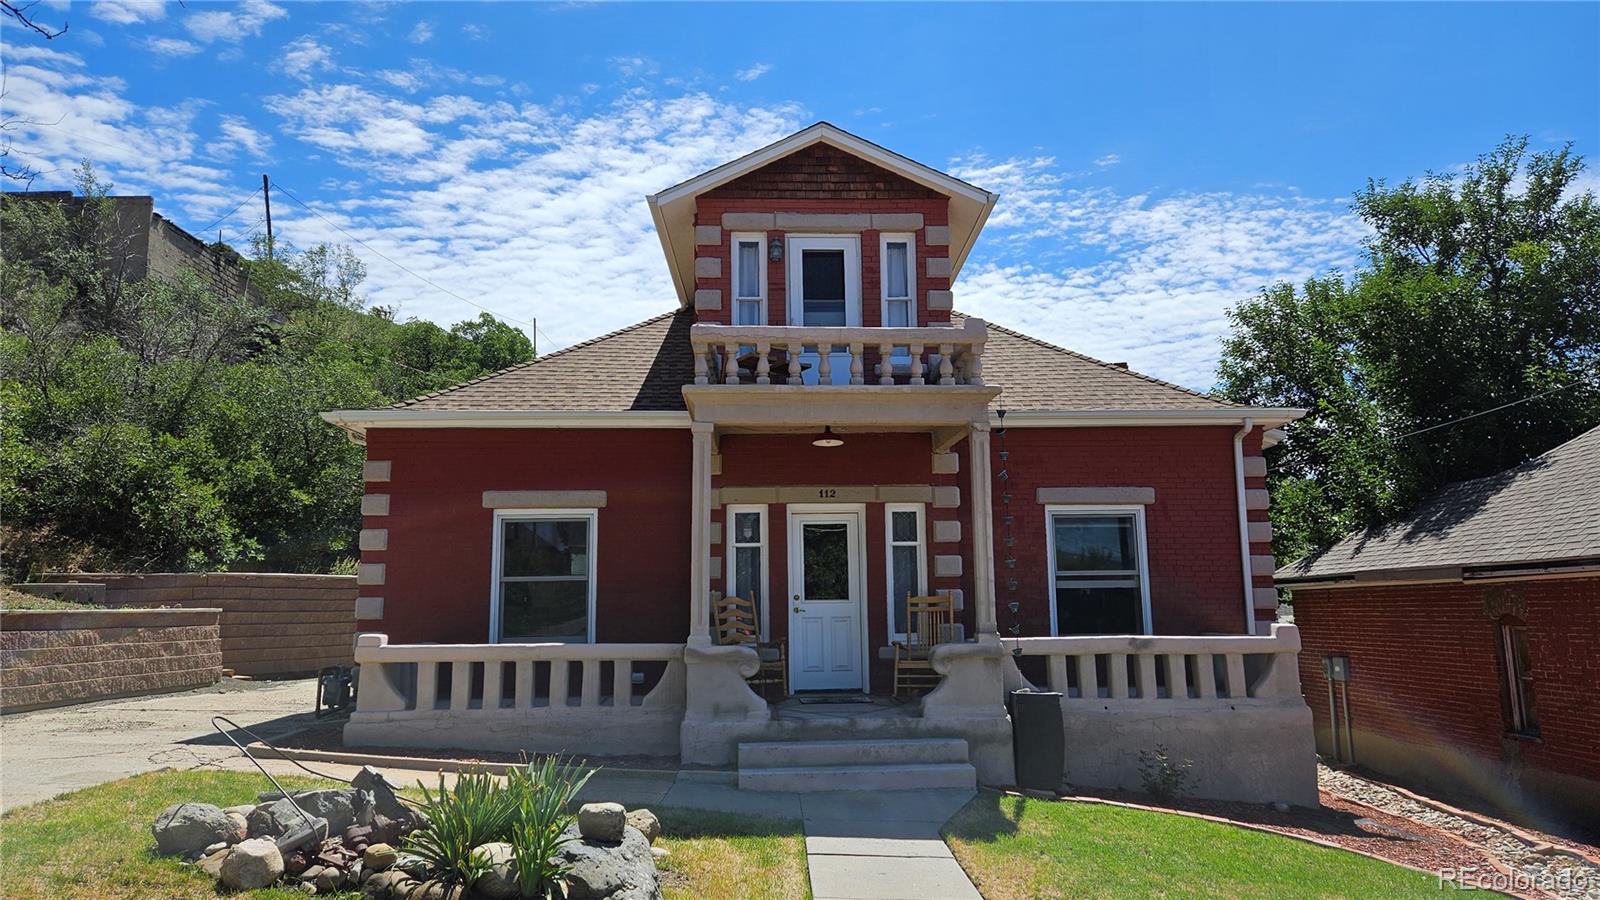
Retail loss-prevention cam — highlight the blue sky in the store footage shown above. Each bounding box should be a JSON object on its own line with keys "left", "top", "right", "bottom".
{"left": 7, "top": 1, "right": 1598, "bottom": 387}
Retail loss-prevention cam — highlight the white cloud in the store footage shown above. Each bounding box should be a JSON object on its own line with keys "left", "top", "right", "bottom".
{"left": 4, "top": 45, "right": 85, "bottom": 66}
{"left": 460, "top": 23, "right": 486, "bottom": 40}
{"left": 949, "top": 154, "right": 1368, "bottom": 386}
{"left": 144, "top": 36, "right": 200, "bottom": 57}
{"left": 90, "top": 0, "right": 166, "bottom": 25}
{"left": 408, "top": 21, "right": 434, "bottom": 43}
{"left": 209, "top": 114, "right": 273, "bottom": 160}
{"left": 185, "top": 0, "right": 286, "bottom": 43}
{"left": 1093, "top": 153, "right": 1121, "bottom": 168}
{"left": 735, "top": 63, "right": 772, "bottom": 82}
{"left": 278, "top": 35, "right": 335, "bottom": 81}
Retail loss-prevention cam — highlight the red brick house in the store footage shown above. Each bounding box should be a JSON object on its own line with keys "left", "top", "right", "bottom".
{"left": 1279, "top": 425, "right": 1600, "bottom": 828}
{"left": 323, "top": 123, "right": 1318, "bottom": 802}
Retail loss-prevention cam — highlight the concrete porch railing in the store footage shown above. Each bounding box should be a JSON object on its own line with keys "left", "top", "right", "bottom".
{"left": 1008, "top": 624, "right": 1318, "bottom": 806}
{"left": 690, "top": 317, "right": 987, "bottom": 386}
{"left": 345, "top": 634, "right": 688, "bottom": 757}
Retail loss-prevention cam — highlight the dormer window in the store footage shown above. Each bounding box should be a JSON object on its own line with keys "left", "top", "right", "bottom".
{"left": 731, "top": 233, "right": 767, "bottom": 325}
{"left": 880, "top": 234, "right": 915, "bottom": 327}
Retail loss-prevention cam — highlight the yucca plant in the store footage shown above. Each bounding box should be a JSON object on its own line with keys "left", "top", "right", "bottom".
{"left": 403, "top": 769, "right": 518, "bottom": 884}
{"left": 506, "top": 755, "right": 596, "bottom": 899}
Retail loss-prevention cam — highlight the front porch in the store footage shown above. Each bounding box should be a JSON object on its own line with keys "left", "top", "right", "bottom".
{"left": 343, "top": 624, "right": 1318, "bottom": 805}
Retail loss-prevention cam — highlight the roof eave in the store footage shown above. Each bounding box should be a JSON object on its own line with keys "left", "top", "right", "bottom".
{"left": 996, "top": 408, "right": 1307, "bottom": 429}
{"left": 320, "top": 409, "right": 694, "bottom": 436}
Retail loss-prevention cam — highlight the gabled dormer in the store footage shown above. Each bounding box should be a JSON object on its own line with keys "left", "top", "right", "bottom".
{"left": 647, "top": 122, "right": 997, "bottom": 331}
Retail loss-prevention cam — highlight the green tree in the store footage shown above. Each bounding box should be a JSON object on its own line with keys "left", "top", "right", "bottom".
{"left": 1218, "top": 137, "right": 1600, "bottom": 564}
{"left": 1, "top": 167, "right": 536, "bottom": 578}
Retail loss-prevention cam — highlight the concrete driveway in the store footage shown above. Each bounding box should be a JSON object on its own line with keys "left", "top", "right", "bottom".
{"left": 1, "top": 678, "right": 321, "bottom": 812}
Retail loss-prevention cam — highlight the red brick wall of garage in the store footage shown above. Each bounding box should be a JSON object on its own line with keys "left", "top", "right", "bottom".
{"left": 960, "top": 425, "right": 1256, "bottom": 637}
{"left": 360, "top": 429, "right": 692, "bottom": 645}
{"left": 1293, "top": 578, "right": 1600, "bottom": 798}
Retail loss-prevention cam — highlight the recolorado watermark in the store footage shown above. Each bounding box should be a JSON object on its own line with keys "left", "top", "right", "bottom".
{"left": 1438, "top": 866, "right": 1594, "bottom": 893}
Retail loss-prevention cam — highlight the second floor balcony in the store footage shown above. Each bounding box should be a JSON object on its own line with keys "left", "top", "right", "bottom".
{"left": 690, "top": 317, "right": 989, "bottom": 388}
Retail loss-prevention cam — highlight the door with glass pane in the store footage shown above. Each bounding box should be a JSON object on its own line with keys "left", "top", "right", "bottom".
{"left": 1047, "top": 508, "right": 1149, "bottom": 635}
{"left": 785, "top": 236, "right": 860, "bottom": 385}
{"left": 787, "top": 511, "right": 864, "bottom": 691}
{"left": 492, "top": 512, "right": 595, "bottom": 643}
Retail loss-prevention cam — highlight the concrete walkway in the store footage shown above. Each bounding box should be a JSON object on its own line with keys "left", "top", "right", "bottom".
{"left": 800, "top": 788, "right": 981, "bottom": 900}
{"left": 1, "top": 678, "right": 320, "bottom": 811}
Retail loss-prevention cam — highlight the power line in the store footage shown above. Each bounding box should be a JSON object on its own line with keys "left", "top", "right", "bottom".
{"left": 1395, "top": 369, "right": 1598, "bottom": 440}
{"left": 267, "top": 178, "right": 559, "bottom": 351}
{"left": 196, "top": 187, "right": 263, "bottom": 236}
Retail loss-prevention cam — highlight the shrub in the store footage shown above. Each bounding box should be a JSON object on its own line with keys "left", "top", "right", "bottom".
{"left": 1136, "top": 745, "right": 1194, "bottom": 801}
{"left": 403, "top": 770, "right": 516, "bottom": 884}
{"left": 506, "top": 756, "right": 596, "bottom": 898}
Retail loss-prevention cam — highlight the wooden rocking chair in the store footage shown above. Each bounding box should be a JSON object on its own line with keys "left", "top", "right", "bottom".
{"left": 892, "top": 593, "right": 957, "bottom": 698}
{"left": 714, "top": 594, "right": 788, "bottom": 698}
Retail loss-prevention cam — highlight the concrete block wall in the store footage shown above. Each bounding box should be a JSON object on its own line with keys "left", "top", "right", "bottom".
{"left": 1, "top": 608, "right": 222, "bottom": 712}
{"left": 45, "top": 573, "right": 358, "bottom": 677}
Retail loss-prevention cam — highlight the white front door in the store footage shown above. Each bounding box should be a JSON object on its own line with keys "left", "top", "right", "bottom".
{"left": 786, "top": 235, "right": 860, "bottom": 385}
{"left": 787, "top": 509, "right": 865, "bottom": 691}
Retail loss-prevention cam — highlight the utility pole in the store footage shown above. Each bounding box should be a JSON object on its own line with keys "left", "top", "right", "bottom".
{"left": 262, "top": 174, "right": 274, "bottom": 260}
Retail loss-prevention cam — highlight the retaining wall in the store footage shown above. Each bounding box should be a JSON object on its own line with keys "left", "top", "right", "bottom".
{"left": 1, "top": 608, "right": 222, "bottom": 712}
{"left": 45, "top": 573, "right": 358, "bottom": 677}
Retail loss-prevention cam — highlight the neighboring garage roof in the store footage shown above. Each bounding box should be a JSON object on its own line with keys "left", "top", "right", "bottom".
{"left": 371, "top": 309, "right": 1243, "bottom": 415}
{"left": 1278, "top": 425, "right": 1600, "bottom": 584}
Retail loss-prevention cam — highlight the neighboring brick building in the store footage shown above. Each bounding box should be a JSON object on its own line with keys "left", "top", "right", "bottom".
{"left": 5, "top": 191, "right": 261, "bottom": 304}
{"left": 1279, "top": 425, "right": 1600, "bottom": 830}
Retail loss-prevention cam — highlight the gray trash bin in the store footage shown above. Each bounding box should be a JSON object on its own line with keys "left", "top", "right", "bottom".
{"left": 1010, "top": 689, "right": 1065, "bottom": 792}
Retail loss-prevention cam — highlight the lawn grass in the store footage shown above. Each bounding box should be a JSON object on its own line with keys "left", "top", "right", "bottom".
{"left": 652, "top": 805, "right": 810, "bottom": 900}
{"left": 943, "top": 791, "right": 1455, "bottom": 899}
{"left": 0, "top": 584, "right": 104, "bottom": 610}
{"left": 1, "top": 771, "right": 809, "bottom": 899}
{"left": 0, "top": 770, "right": 350, "bottom": 899}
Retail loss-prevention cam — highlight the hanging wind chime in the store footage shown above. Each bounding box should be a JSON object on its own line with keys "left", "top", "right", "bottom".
{"left": 996, "top": 408, "right": 1024, "bottom": 654}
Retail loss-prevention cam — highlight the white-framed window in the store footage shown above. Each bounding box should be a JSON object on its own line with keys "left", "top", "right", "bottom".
{"left": 1500, "top": 622, "right": 1539, "bottom": 736}
{"left": 726, "top": 505, "right": 769, "bottom": 639}
{"left": 1045, "top": 505, "right": 1151, "bottom": 636}
{"left": 885, "top": 503, "right": 927, "bottom": 641}
{"left": 489, "top": 509, "right": 598, "bottom": 643}
{"left": 730, "top": 232, "right": 767, "bottom": 326}
{"left": 879, "top": 233, "right": 916, "bottom": 327}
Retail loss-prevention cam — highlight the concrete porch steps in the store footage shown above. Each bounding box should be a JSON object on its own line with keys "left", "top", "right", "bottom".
{"left": 737, "top": 737, "right": 976, "bottom": 792}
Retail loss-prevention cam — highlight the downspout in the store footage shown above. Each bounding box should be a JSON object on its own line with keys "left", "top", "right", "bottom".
{"left": 1233, "top": 417, "right": 1256, "bottom": 634}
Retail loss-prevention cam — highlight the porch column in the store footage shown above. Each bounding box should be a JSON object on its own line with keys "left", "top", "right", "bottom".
{"left": 967, "top": 420, "right": 999, "bottom": 637}
{"left": 688, "top": 421, "right": 714, "bottom": 645}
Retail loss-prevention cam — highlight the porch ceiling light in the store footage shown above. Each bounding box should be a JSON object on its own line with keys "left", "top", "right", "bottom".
{"left": 812, "top": 426, "right": 844, "bottom": 448}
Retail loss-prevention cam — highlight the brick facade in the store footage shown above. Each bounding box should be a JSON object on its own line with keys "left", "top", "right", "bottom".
{"left": 1294, "top": 577, "right": 1600, "bottom": 825}
{"left": 692, "top": 145, "right": 952, "bottom": 330}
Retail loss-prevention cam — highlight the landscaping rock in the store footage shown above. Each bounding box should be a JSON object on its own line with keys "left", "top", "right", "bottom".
{"left": 409, "top": 878, "right": 466, "bottom": 900}
{"left": 471, "top": 842, "right": 517, "bottom": 898}
{"left": 578, "top": 802, "right": 627, "bottom": 843}
{"left": 249, "top": 798, "right": 306, "bottom": 838}
{"left": 364, "top": 842, "right": 399, "bottom": 871}
{"left": 224, "top": 812, "right": 249, "bottom": 843}
{"left": 153, "top": 802, "right": 235, "bottom": 856}
{"left": 362, "top": 869, "right": 412, "bottom": 900}
{"left": 197, "top": 847, "right": 230, "bottom": 880}
{"left": 302, "top": 864, "right": 327, "bottom": 884}
{"left": 626, "top": 808, "right": 661, "bottom": 844}
{"left": 315, "top": 865, "right": 345, "bottom": 893}
{"left": 650, "top": 846, "right": 669, "bottom": 859}
{"left": 291, "top": 789, "right": 360, "bottom": 833}
{"left": 557, "top": 822, "right": 661, "bottom": 900}
{"left": 203, "top": 841, "right": 229, "bottom": 856}
{"left": 224, "top": 803, "right": 257, "bottom": 818}
{"left": 220, "top": 838, "right": 285, "bottom": 890}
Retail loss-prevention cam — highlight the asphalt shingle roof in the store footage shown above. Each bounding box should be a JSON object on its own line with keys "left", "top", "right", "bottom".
{"left": 1278, "top": 425, "right": 1600, "bottom": 581}
{"left": 392, "top": 309, "right": 1237, "bottom": 413}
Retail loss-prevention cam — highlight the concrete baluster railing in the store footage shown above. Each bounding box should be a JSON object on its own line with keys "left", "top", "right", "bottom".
{"left": 1011, "top": 623, "right": 1305, "bottom": 704}
{"left": 690, "top": 317, "right": 987, "bottom": 387}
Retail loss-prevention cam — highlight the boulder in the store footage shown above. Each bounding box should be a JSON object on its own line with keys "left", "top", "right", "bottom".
{"left": 224, "top": 813, "right": 249, "bottom": 843}
{"left": 248, "top": 798, "right": 304, "bottom": 838}
{"left": 220, "top": 838, "right": 285, "bottom": 890}
{"left": 362, "top": 869, "right": 413, "bottom": 900}
{"left": 289, "top": 789, "right": 359, "bottom": 834}
{"left": 470, "top": 842, "right": 517, "bottom": 899}
{"left": 625, "top": 809, "right": 661, "bottom": 844}
{"left": 152, "top": 802, "right": 234, "bottom": 856}
{"left": 224, "top": 804, "right": 257, "bottom": 818}
{"left": 363, "top": 842, "right": 399, "bottom": 872}
{"left": 302, "top": 864, "right": 327, "bottom": 885}
{"left": 557, "top": 823, "right": 661, "bottom": 900}
{"left": 196, "top": 847, "right": 230, "bottom": 880}
{"left": 315, "top": 865, "right": 345, "bottom": 893}
{"left": 577, "top": 802, "right": 627, "bottom": 843}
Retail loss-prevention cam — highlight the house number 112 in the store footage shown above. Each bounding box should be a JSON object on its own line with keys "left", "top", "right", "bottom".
{"left": 817, "top": 488, "right": 838, "bottom": 498}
